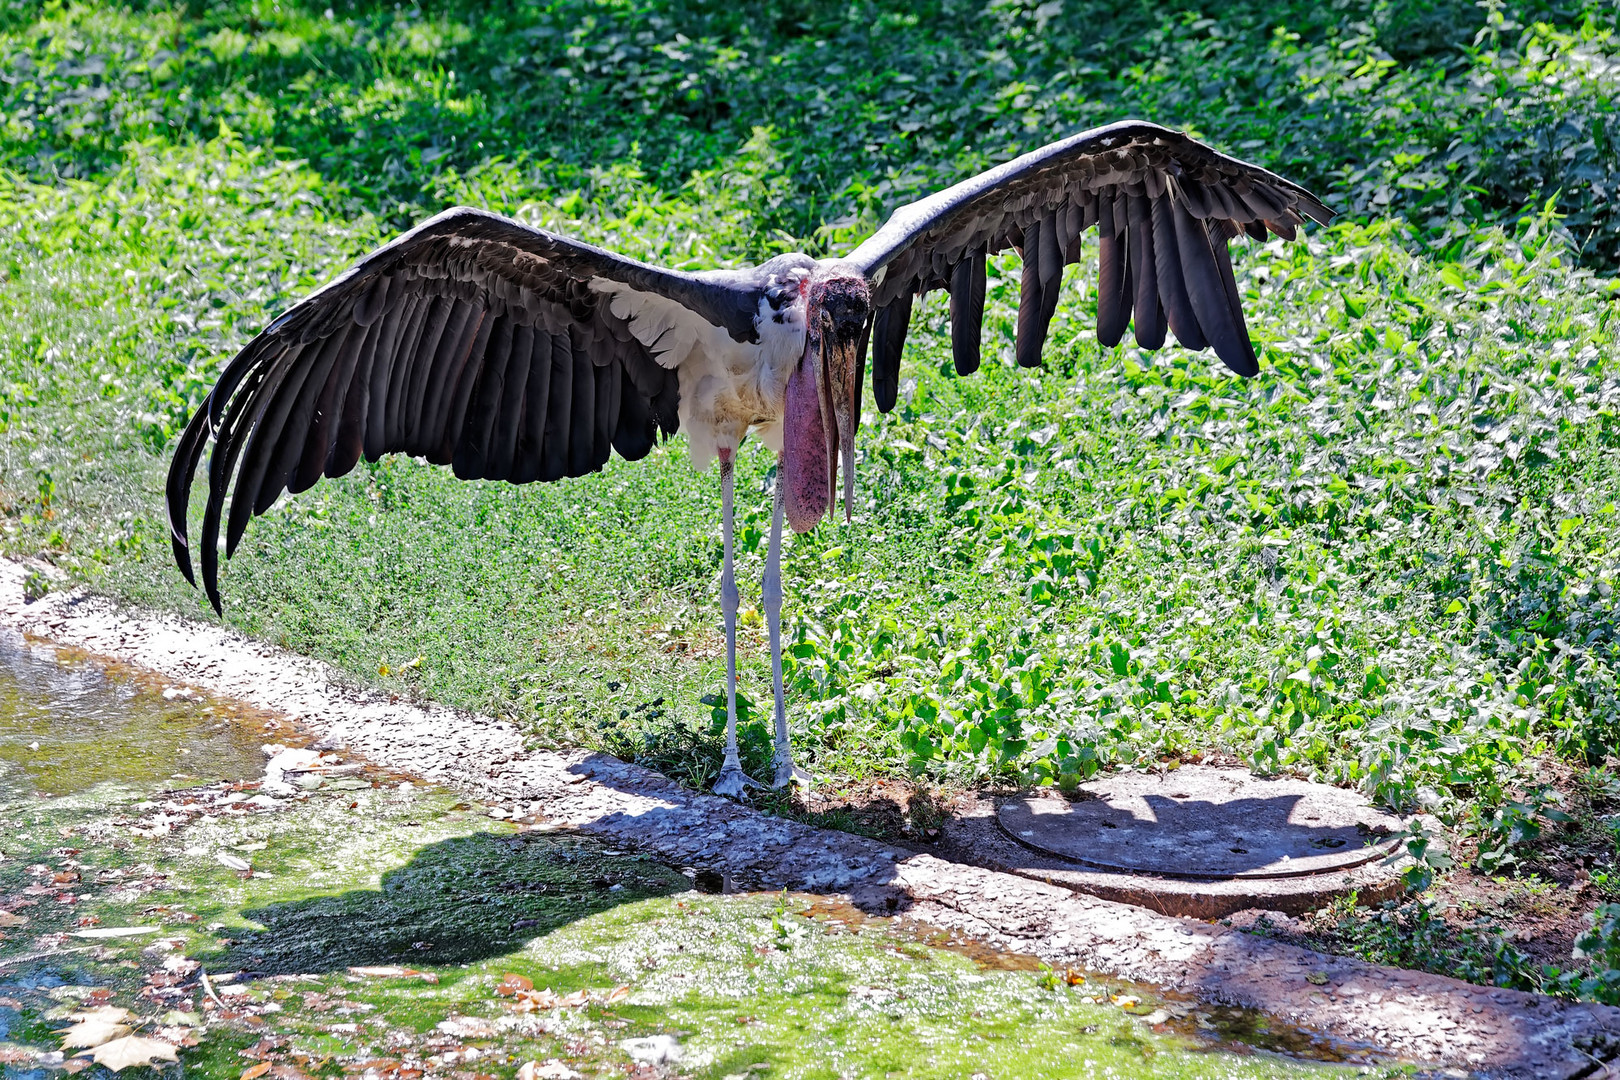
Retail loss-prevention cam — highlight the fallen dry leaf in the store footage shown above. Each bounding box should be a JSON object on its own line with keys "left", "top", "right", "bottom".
{"left": 559, "top": 990, "right": 589, "bottom": 1008}
{"left": 347, "top": 966, "right": 436, "bottom": 983}
{"left": 57, "top": 1019, "right": 132, "bottom": 1049}
{"left": 495, "top": 973, "right": 533, "bottom": 995}
{"left": 215, "top": 853, "right": 251, "bottom": 873}
{"left": 605, "top": 986, "right": 630, "bottom": 1004}
{"left": 0, "top": 913, "right": 28, "bottom": 928}
{"left": 508, "top": 988, "right": 559, "bottom": 1012}
{"left": 71, "top": 926, "right": 160, "bottom": 939}
{"left": 70, "top": 1007, "right": 136, "bottom": 1025}
{"left": 57, "top": 1009, "right": 138, "bottom": 1052}
{"left": 78, "top": 1036, "right": 179, "bottom": 1071}
{"left": 241, "top": 1061, "right": 272, "bottom": 1080}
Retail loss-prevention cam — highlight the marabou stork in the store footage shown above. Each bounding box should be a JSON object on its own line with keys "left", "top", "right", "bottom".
{"left": 166, "top": 120, "right": 1333, "bottom": 798}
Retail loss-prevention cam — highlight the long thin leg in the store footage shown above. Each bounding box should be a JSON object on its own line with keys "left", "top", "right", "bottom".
{"left": 712, "top": 450, "right": 759, "bottom": 798}
{"left": 766, "top": 473, "right": 810, "bottom": 789}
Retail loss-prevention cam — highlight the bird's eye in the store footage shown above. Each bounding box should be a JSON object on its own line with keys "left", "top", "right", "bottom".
{"left": 766, "top": 285, "right": 789, "bottom": 310}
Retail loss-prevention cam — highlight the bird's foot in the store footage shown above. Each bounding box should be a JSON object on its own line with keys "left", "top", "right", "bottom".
{"left": 713, "top": 764, "right": 764, "bottom": 800}
{"left": 772, "top": 760, "right": 812, "bottom": 790}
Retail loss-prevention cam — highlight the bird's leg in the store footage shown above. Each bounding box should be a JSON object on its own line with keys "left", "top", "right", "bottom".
{"left": 712, "top": 450, "right": 760, "bottom": 799}
{"left": 765, "top": 474, "right": 810, "bottom": 789}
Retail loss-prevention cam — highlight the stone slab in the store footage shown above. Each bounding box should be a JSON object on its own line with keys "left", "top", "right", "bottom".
{"left": 998, "top": 766, "right": 1405, "bottom": 879}
{"left": 944, "top": 793, "right": 1409, "bottom": 920}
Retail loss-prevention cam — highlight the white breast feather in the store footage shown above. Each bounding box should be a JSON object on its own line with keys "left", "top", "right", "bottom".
{"left": 588, "top": 277, "right": 808, "bottom": 472}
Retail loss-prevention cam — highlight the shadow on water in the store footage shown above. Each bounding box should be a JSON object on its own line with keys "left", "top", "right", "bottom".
{"left": 0, "top": 628, "right": 269, "bottom": 802}
{"left": 217, "top": 830, "right": 691, "bottom": 975}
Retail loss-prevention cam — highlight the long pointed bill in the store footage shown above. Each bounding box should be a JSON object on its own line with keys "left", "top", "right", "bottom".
{"left": 828, "top": 339, "right": 858, "bottom": 523}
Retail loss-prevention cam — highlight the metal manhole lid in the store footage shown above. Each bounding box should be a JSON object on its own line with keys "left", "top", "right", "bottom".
{"left": 996, "top": 766, "right": 1404, "bottom": 880}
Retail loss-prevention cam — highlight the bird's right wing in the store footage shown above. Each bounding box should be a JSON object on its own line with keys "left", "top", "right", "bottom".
{"left": 166, "top": 206, "right": 762, "bottom": 612}
{"left": 844, "top": 121, "right": 1334, "bottom": 409}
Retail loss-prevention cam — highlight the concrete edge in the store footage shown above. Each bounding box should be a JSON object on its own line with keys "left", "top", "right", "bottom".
{"left": 0, "top": 561, "right": 1614, "bottom": 1080}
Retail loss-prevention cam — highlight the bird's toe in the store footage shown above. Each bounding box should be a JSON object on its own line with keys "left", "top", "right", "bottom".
{"left": 713, "top": 766, "right": 763, "bottom": 799}
{"left": 772, "top": 762, "right": 813, "bottom": 790}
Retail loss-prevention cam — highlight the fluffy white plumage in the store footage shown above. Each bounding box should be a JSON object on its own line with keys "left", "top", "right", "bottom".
{"left": 591, "top": 265, "right": 812, "bottom": 471}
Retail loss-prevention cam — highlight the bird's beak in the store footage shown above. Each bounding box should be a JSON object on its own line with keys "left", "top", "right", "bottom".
{"left": 829, "top": 338, "right": 855, "bottom": 524}
{"left": 821, "top": 326, "right": 859, "bottom": 524}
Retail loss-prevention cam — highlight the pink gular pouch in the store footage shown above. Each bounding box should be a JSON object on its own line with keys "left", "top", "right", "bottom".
{"left": 780, "top": 335, "right": 834, "bottom": 534}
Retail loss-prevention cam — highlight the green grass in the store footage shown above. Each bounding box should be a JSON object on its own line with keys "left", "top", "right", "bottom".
{"left": 2, "top": 0, "right": 1620, "bottom": 877}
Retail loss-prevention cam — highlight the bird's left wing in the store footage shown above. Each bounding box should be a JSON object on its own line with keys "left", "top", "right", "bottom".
{"left": 167, "top": 206, "right": 762, "bottom": 612}
{"left": 844, "top": 120, "right": 1333, "bottom": 410}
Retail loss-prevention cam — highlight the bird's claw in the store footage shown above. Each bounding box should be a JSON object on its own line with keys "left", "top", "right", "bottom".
{"left": 713, "top": 765, "right": 763, "bottom": 799}
{"left": 772, "top": 760, "right": 812, "bottom": 790}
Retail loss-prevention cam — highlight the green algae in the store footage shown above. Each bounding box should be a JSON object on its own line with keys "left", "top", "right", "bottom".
{"left": 0, "top": 630, "right": 266, "bottom": 804}
{"left": 0, "top": 783, "right": 1409, "bottom": 1080}
{"left": 0, "top": 643, "right": 1410, "bottom": 1079}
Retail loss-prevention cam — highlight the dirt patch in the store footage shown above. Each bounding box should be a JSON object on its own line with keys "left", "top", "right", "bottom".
{"left": 2, "top": 562, "right": 1620, "bottom": 1078}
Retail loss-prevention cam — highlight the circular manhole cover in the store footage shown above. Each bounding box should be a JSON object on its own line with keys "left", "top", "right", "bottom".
{"left": 997, "top": 766, "right": 1404, "bottom": 880}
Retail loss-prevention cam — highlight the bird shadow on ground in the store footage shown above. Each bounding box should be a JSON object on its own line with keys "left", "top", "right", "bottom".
{"left": 761, "top": 779, "right": 954, "bottom": 846}
{"left": 998, "top": 792, "right": 1393, "bottom": 878}
{"left": 209, "top": 830, "right": 691, "bottom": 976}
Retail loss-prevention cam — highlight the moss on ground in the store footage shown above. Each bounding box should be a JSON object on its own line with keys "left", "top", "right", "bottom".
{"left": 0, "top": 774, "right": 1406, "bottom": 1079}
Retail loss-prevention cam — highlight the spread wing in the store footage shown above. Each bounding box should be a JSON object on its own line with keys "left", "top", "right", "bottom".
{"left": 166, "top": 206, "right": 763, "bottom": 612}
{"left": 845, "top": 120, "right": 1334, "bottom": 409}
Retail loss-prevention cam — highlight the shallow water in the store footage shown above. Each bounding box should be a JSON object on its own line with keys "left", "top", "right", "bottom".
{"left": 0, "top": 629, "right": 267, "bottom": 801}
{"left": 0, "top": 638, "right": 1404, "bottom": 1079}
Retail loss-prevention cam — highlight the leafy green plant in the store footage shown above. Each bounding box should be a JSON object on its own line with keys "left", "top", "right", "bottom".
{"left": 1382, "top": 819, "right": 1455, "bottom": 892}
{"left": 1473, "top": 784, "right": 1575, "bottom": 874}
{"left": 1312, "top": 893, "right": 1541, "bottom": 990}
{"left": 1571, "top": 903, "right": 1620, "bottom": 1004}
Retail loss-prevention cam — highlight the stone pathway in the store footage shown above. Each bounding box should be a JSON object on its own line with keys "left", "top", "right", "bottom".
{"left": 2, "top": 561, "right": 1616, "bottom": 1079}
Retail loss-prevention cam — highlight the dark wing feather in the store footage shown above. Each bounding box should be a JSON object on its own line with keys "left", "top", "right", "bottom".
{"left": 1150, "top": 194, "right": 1206, "bottom": 352}
{"left": 452, "top": 316, "right": 516, "bottom": 481}
{"left": 295, "top": 318, "right": 373, "bottom": 495}
{"left": 511, "top": 329, "right": 554, "bottom": 484}
{"left": 541, "top": 330, "right": 575, "bottom": 483}
{"left": 871, "top": 292, "right": 912, "bottom": 413}
{"left": 845, "top": 120, "right": 1332, "bottom": 408}
{"left": 1173, "top": 199, "right": 1257, "bottom": 377}
{"left": 1096, "top": 231, "right": 1130, "bottom": 347}
{"left": 1128, "top": 195, "right": 1166, "bottom": 350}
{"left": 948, "top": 250, "right": 986, "bottom": 376}
{"left": 404, "top": 298, "right": 476, "bottom": 455}
{"left": 167, "top": 206, "right": 763, "bottom": 612}
{"left": 567, "top": 346, "right": 596, "bottom": 478}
